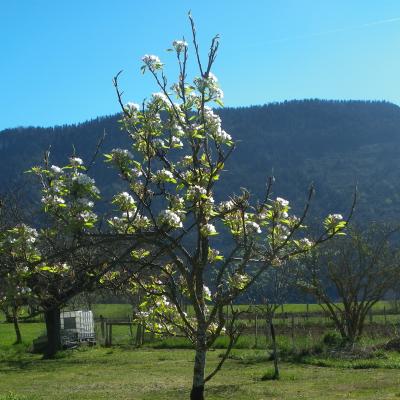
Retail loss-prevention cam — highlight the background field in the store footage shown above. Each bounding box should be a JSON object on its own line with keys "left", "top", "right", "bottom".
{"left": 1, "top": 345, "right": 400, "bottom": 400}
{"left": 1, "top": 303, "right": 400, "bottom": 399}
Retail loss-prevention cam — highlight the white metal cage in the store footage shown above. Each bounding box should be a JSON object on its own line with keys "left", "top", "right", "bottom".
{"left": 60, "top": 310, "right": 95, "bottom": 346}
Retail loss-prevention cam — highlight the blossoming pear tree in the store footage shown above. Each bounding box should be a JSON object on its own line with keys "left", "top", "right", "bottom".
{"left": 1, "top": 155, "right": 131, "bottom": 357}
{"left": 107, "top": 15, "right": 349, "bottom": 400}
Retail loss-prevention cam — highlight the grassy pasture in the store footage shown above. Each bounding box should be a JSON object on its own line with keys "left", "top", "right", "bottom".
{"left": 1, "top": 344, "right": 400, "bottom": 399}
{"left": 1, "top": 317, "right": 400, "bottom": 399}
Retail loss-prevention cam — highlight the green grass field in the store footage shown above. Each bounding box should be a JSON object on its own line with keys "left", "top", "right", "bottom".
{"left": 1, "top": 345, "right": 400, "bottom": 399}
{"left": 1, "top": 318, "right": 400, "bottom": 399}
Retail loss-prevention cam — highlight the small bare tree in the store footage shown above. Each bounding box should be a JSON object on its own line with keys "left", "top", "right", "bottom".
{"left": 299, "top": 225, "right": 399, "bottom": 344}
{"left": 250, "top": 262, "right": 297, "bottom": 379}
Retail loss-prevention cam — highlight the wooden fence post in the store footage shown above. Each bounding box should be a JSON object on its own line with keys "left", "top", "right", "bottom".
{"left": 141, "top": 322, "right": 145, "bottom": 345}
{"left": 255, "top": 313, "right": 258, "bottom": 348}
{"left": 136, "top": 323, "right": 142, "bottom": 346}
{"left": 291, "top": 314, "right": 295, "bottom": 352}
{"left": 100, "top": 316, "right": 105, "bottom": 340}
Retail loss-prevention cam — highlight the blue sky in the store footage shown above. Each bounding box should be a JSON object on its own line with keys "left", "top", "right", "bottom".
{"left": 1, "top": 0, "right": 400, "bottom": 130}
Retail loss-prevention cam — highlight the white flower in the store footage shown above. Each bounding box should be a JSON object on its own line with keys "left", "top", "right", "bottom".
{"left": 124, "top": 102, "right": 140, "bottom": 114}
{"left": 172, "top": 124, "right": 185, "bottom": 137}
{"left": 153, "top": 138, "right": 165, "bottom": 148}
{"left": 219, "top": 200, "right": 235, "bottom": 212}
{"left": 207, "top": 72, "right": 218, "bottom": 84}
{"left": 203, "top": 285, "right": 212, "bottom": 299}
{"left": 69, "top": 157, "right": 83, "bottom": 166}
{"left": 215, "top": 129, "right": 231, "bottom": 143}
{"left": 187, "top": 185, "right": 207, "bottom": 200}
{"left": 171, "top": 136, "right": 183, "bottom": 148}
{"left": 330, "top": 213, "right": 343, "bottom": 221}
{"left": 77, "top": 198, "right": 94, "bottom": 208}
{"left": 142, "top": 54, "right": 162, "bottom": 70}
{"left": 215, "top": 88, "right": 224, "bottom": 99}
{"left": 41, "top": 195, "right": 66, "bottom": 208}
{"left": 172, "top": 40, "right": 188, "bottom": 53}
{"left": 300, "top": 238, "right": 313, "bottom": 247}
{"left": 50, "top": 165, "right": 62, "bottom": 174}
{"left": 113, "top": 192, "right": 136, "bottom": 209}
{"left": 111, "top": 148, "right": 133, "bottom": 160}
{"left": 142, "top": 54, "right": 160, "bottom": 64}
{"left": 208, "top": 248, "right": 221, "bottom": 263}
{"left": 73, "top": 173, "right": 95, "bottom": 186}
{"left": 201, "top": 223, "right": 217, "bottom": 236}
{"left": 135, "top": 214, "right": 150, "bottom": 229}
{"left": 152, "top": 92, "right": 169, "bottom": 104}
{"left": 231, "top": 273, "right": 250, "bottom": 289}
{"left": 158, "top": 209, "right": 182, "bottom": 228}
{"left": 245, "top": 221, "right": 262, "bottom": 234}
{"left": 276, "top": 197, "right": 289, "bottom": 207}
{"left": 78, "top": 210, "right": 97, "bottom": 222}
{"left": 154, "top": 169, "right": 175, "bottom": 182}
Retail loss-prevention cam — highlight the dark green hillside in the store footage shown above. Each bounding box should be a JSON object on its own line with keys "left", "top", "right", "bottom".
{"left": 1, "top": 99, "right": 400, "bottom": 222}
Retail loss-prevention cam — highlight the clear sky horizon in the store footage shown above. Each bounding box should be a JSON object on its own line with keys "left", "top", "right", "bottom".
{"left": 1, "top": 0, "right": 400, "bottom": 130}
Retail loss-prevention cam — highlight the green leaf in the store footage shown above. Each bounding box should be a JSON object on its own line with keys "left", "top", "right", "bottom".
{"left": 215, "top": 98, "right": 224, "bottom": 107}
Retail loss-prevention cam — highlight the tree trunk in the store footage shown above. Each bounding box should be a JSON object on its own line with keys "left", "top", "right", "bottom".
{"left": 190, "top": 325, "right": 207, "bottom": 400}
{"left": 44, "top": 307, "right": 61, "bottom": 358}
{"left": 270, "top": 318, "right": 279, "bottom": 379}
{"left": 12, "top": 306, "right": 22, "bottom": 344}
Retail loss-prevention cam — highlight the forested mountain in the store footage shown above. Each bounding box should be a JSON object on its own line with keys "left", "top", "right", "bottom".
{"left": 2, "top": 99, "right": 400, "bottom": 223}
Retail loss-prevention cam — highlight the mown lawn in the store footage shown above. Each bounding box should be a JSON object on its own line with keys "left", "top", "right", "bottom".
{"left": 1, "top": 307, "right": 400, "bottom": 399}
{"left": 0, "top": 346, "right": 400, "bottom": 400}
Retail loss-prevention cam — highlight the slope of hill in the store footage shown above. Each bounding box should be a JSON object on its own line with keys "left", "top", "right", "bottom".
{"left": 1, "top": 99, "right": 400, "bottom": 222}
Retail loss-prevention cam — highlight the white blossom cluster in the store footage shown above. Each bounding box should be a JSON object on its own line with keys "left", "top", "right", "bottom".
{"left": 187, "top": 185, "right": 207, "bottom": 200}
{"left": 170, "top": 136, "right": 183, "bottom": 148}
{"left": 19, "top": 224, "right": 38, "bottom": 244}
{"left": 201, "top": 223, "right": 217, "bottom": 236}
{"left": 152, "top": 92, "right": 169, "bottom": 105}
{"left": 275, "top": 224, "right": 290, "bottom": 241}
{"left": 328, "top": 213, "right": 343, "bottom": 221}
{"left": 124, "top": 102, "right": 140, "bottom": 115}
{"left": 73, "top": 173, "right": 95, "bottom": 186}
{"left": 218, "top": 200, "right": 235, "bottom": 212}
{"left": 203, "top": 285, "right": 212, "bottom": 299}
{"left": 172, "top": 123, "right": 185, "bottom": 138}
{"left": 272, "top": 197, "right": 290, "bottom": 219}
{"left": 110, "top": 148, "right": 134, "bottom": 162}
{"left": 230, "top": 273, "right": 250, "bottom": 290}
{"left": 153, "top": 169, "right": 175, "bottom": 183}
{"left": 41, "top": 195, "right": 65, "bottom": 207}
{"left": 112, "top": 192, "right": 136, "bottom": 210}
{"left": 69, "top": 157, "right": 83, "bottom": 166}
{"left": 142, "top": 54, "right": 163, "bottom": 71}
{"left": 204, "top": 106, "right": 231, "bottom": 144}
{"left": 108, "top": 212, "right": 149, "bottom": 232}
{"left": 245, "top": 221, "right": 262, "bottom": 234}
{"left": 194, "top": 72, "right": 223, "bottom": 100}
{"left": 77, "top": 198, "right": 94, "bottom": 208}
{"left": 15, "top": 286, "right": 32, "bottom": 296}
{"left": 172, "top": 40, "right": 188, "bottom": 53}
{"left": 207, "top": 248, "right": 221, "bottom": 263}
{"left": 300, "top": 238, "right": 313, "bottom": 248}
{"left": 158, "top": 209, "right": 183, "bottom": 228}
{"left": 77, "top": 210, "right": 97, "bottom": 223}
{"left": 50, "top": 165, "right": 63, "bottom": 174}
